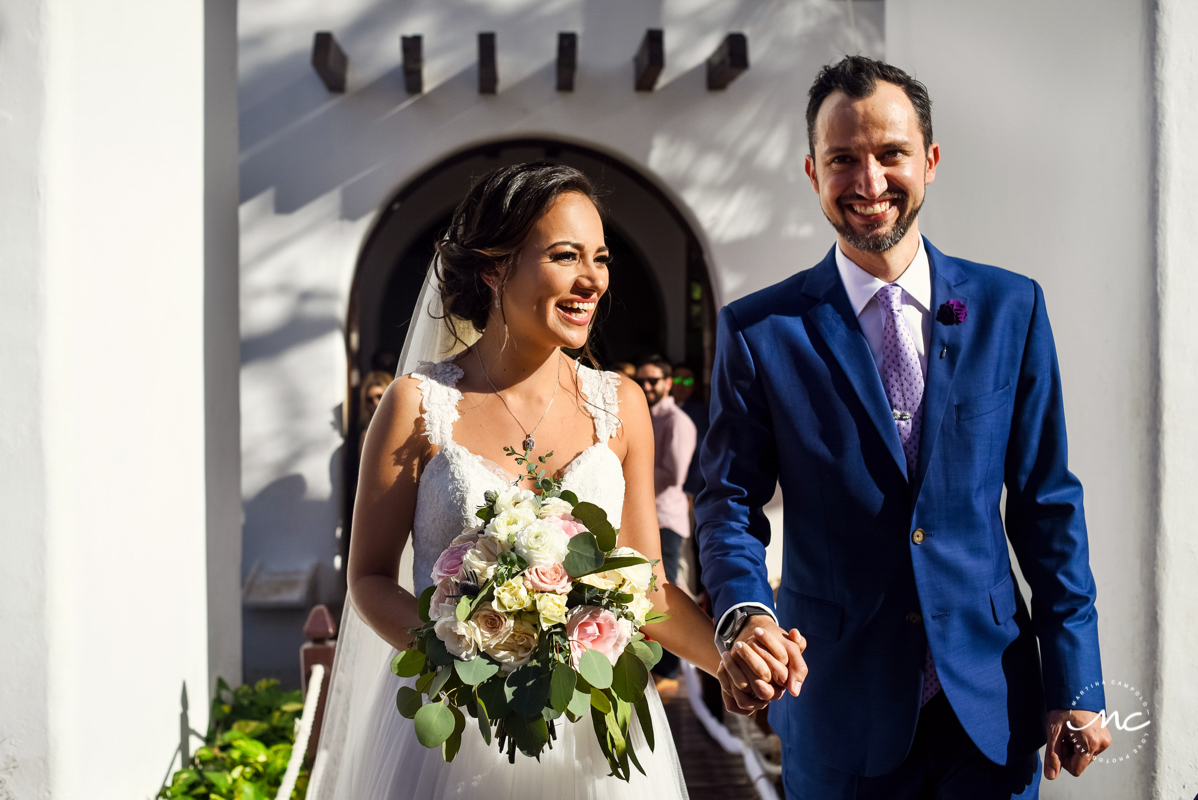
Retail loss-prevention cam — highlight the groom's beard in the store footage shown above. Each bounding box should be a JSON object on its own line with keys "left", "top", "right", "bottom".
{"left": 828, "top": 191, "right": 923, "bottom": 254}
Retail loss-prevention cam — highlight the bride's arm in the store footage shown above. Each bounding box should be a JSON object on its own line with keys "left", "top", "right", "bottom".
{"left": 611, "top": 378, "right": 723, "bottom": 678}
{"left": 347, "top": 375, "right": 427, "bottom": 651}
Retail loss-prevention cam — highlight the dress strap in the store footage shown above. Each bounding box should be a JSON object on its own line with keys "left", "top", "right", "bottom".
{"left": 411, "top": 358, "right": 465, "bottom": 449}
{"left": 575, "top": 361, "right": 623, "bottom": 442}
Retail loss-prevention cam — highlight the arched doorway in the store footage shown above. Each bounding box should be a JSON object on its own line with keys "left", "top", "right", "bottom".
{"left": 342, "top": 139, "right": 717, "bottom": 564}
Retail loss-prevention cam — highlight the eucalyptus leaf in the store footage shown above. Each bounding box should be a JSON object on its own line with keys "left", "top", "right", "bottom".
{"left": 442, "top": 704, "right": 467, "bottom": 762}
{"left": 474, "top": 690, "right": 492, "bottom": 745}
{"left": 414, "top": 671, "right": 436, "bottom": 694}
{"left": 418, "top": 585, "right": 436, "bottom": 623}
{"left": 611, "top": 650, "right": 649, "bottom": 702}
{"left": 628, "top": 639, "right": 662, "bottom": 670}
{"left": 563, "top": 532, "right": 605, "bottom": 577}
{"left": 455, "top": 595, "right": 472, "bottom": 622}
{"left": 589, "top": 687, "right": 612, "bottom": 714}
{"left": 633, "top": 693, "right": 655, "bottom": 751}
{"left": 395, "top": 686, "right": 423, "bottom": 719}
{"left": 428, "top": 666, "right": 454, "bottom": 698}
{"left": 567, "top": 685, "right": 592, "bottom": 717}
{"left": 454, "top": 656, "right": 499, "bottom": 686}
{"left": 477, "top": 677, "right": 509, "bottom": 719}
{"left": 425, "top": 635, "right": 453, "bottom": 667}
{"left": 549, "top": 663, "right": 576, "bottom": 713}
{"left": 506, "top": 664, "right": 551, "bottom": 717}
{"left": 578, "top": 648, "right": 613, "bottom": 689}
{"left": 504, "top": 712, "right": 550, "bottom": 757}
{"left": 570, "top": 502, "right": 617, "bottom": 551}
{"left": 414, "top": 701, "right": 457, "bottom": 748}
{"left": 642, "top": 611, "right": 670, "bottom": 626}
{"left": 559, "top": 490, "right": 579, "bottom": 506}
{"left": 391, "top": 648, "right": 426, "bottom": 678}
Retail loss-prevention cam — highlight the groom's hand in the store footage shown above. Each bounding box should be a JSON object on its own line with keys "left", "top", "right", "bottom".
{"left": 1044, "top": 709, "right": 1112, "bottom": 779}
{"left": 726, "top": 618, "right": 807, "bottom": 700}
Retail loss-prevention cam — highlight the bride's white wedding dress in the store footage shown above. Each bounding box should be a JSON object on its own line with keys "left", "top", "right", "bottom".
{"left": 331, "top": 357, "right": 689, "bottom": 799}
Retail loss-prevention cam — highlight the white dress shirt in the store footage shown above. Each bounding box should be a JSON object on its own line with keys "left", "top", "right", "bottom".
{"left": 714, "top": 238, "right": 934, "bottom": 648}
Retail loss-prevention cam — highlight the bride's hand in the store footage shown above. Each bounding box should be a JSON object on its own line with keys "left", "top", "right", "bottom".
{"left": 729, "top": 624, "right": 808, "bottom": 699}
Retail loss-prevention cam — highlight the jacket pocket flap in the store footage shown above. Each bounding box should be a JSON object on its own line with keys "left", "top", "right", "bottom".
{"left": 956, "top": 384, "right": 1011, "bottom": 422}
{"left": 989, "top": 573, "right": 1017, "bottom": 624}
{"left": 783, "top": 589, "right": 845, "bottom": 642}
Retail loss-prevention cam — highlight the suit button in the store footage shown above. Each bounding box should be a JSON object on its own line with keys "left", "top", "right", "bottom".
{"left": 906, "top": 612, "right": 922, "bottom": 625}
{"left": 912, "top": 528, "right": 926, "bottom": 545}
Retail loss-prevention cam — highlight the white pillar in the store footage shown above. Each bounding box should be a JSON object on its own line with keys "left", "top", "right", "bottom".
{"left": 1152, "top": 1, "right": 1198, "bottom": 795}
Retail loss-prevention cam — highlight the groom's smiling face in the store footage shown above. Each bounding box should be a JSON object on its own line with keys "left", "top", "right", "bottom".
{"left": 805, "top": 81, "right": 939, "bottom": 258}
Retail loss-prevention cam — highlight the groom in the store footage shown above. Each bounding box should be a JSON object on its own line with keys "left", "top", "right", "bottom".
{"left": 695, "top": 56, "right": 1111, "bottom": 798}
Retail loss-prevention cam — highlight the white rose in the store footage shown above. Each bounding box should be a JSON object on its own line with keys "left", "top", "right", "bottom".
{"left": 484, "top": 619, "right": 538, "bottom": 671}
{"left": 488, "top": 507, "right": 537, "bottom": 538}
{"left": 580, "top": 571, "right": 621, "bottom": 591}
{"left": 492, "top": 576, "right": 534, "bottom": 613}
{"left": 449, "top": 527, "right": 483, "bottom": 546}
{"left": 461, "top": 533, "right": 511, "bottom": 581}
{"left": 626, "top": 592, "right": 654, "bottom": 627}
{"left": 471, "top": 602, "right": 514, "bottom": 649}
{"left": 433, "top": 613, "right": 481, "bottom": 660}
{"left": 534, "top": 592, "right": 569, "bottom": 629}
{"left": 537, "top": 496, "right": 574, "bottom": 518}
{"left": 494, "top": 487, "right": 538, "bottom": 513}
{"left": 611, "top": 547, "right": 654, "bottom": 592}
{"left": 513, "top": 519, "right": 570, "bottom": 567}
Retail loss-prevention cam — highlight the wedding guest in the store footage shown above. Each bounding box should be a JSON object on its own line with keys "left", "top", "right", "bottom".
{"left": 636, "top": 355, "right": 697, "bottom": 681}
{"left": 359, "top": 371, "right": 394, "bottom": 449}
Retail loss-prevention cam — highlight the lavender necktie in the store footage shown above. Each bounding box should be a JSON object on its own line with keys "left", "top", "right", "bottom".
{"left": 875, "top": 283, "right": 942, "bottom": 705}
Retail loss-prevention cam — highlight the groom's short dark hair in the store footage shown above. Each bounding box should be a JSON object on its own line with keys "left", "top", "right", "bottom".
{"left": 806, "top": 56, "right": 933, "bottom": 155}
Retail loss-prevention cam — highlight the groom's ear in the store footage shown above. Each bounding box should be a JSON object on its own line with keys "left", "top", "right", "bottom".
{"left": 805, "top": 154, "right": 820, "bottom": 193}
{"left": 923, "top": 141, "right": 940, "bottom": 185}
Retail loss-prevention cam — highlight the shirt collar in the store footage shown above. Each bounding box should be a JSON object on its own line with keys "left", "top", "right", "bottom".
{"left": 650, "top": 394, "right": 676, "bottom": 417}
{"left": 834, "top": 235, "right": 932, "bottom": 318}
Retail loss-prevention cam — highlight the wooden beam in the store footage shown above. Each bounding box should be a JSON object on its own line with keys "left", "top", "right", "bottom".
{"left": 706, "top": 33, "right": 749, "bottom": 90}
{"left": 633, "top": 29, "right": 664, "bottom": 92}
{"left": 478, "top": 32, "right": 497, "bottom": 94}
{"left": 311, "top": 32, "right": 347, "bottom": 93}
{"left": 401, "top": 35, "right": 422, "bottom": 94}
{"left": 557, "top": 32, "right": 578, "bottom": 92}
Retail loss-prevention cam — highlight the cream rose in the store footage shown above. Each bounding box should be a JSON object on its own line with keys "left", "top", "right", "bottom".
{"left": 461, "top": 533, "right": 511, "bottom": 581}
{"left": 449, "top": 527, "right": 483, "bottom": 547}
{"left": 534, "top": 592, "right": 569, "bottom": 629}
{"left": 536, "top": 496, "right": 574, "bottom": 518}
{"left": 512, "top": 519, "right": 570, "bottom": 567}
{"left": 487, "top": 507, "right": 537, "bottom": 538}
{"left": 493, "top": 487, "right": 538, "bottom": 513}
{"left": 485, "top": 619, "right": 538, "bottom": 671}
{"left": 492, "top": 576, "right": 534, "bottom": 613}
{"left": 471, "top": 602, "right": 513, "bottom": 648}
{"left": 626, "top": 592, "right": 654, "bottom": 627}
{"left": 433, "top": 613, "right": 481, "bottom": 660}
{"left": 579, "top": 571, "right": 621, "bottom": 591}
{"left": 430, "top": 579, "right": 457, "bottom": 612}
{"left": 610, "top": 547, "right": 654, "bottom": 592}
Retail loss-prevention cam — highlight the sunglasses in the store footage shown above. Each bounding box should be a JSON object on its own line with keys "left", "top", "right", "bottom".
{"left": 672, "top": 377, "right": 694, "bottom": 386}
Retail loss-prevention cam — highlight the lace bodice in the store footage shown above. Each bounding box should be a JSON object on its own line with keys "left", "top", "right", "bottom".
{"left": 409, "top": 357, "right": 625, "bottom": 593}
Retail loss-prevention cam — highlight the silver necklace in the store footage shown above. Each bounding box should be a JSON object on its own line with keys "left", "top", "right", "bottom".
{"left": 476, "top": 348, "right": 562, "bottom": 453}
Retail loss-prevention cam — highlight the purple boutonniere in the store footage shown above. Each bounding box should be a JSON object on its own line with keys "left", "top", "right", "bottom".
{"left": 936, "top": 299, "right": 967, "bottom": 325}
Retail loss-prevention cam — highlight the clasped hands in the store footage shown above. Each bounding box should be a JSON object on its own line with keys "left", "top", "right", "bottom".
{"left": 716, "top": 614, "right": 807, "bottom": 716}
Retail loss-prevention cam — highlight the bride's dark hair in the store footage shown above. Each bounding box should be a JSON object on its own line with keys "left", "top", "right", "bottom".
{"left": 434, "top": 162, "right": 604, "bottom": 353}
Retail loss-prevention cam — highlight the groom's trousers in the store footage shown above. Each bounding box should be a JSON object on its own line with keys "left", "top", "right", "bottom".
{"left": 781, "top": 693, "right": 1042, "bottom": 800}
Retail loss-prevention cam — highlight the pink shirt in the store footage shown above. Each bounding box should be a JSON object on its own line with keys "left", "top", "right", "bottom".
{"left": 649, "top": 395, "right": 698, "bottom": 537}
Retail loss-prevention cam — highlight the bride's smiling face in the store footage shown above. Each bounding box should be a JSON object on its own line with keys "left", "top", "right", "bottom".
{"left": 490, "top": 192, "right": 609, "bottom": 351}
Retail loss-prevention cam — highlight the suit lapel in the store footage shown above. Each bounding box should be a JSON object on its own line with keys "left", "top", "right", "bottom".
{"left": 803, "top": 250, "right": 909, "bottom": 479}
{"left": 912, "top": 241, "right": 970, "bottom": 500}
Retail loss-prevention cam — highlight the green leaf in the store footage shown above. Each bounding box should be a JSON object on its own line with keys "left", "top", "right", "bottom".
{"left": 414, "top": 671, "right": 436, "bottom": 694}
{"left": 418, "top": 585, "right": 436, "bottom": 623}
{"left": 548, "top": 663, "right": 576, "bottom": 713}
{"left": 474, "top": 689, "right": 493, "bottom": 745}
{"left": 578, "top": 648, "right": 613, "bottom": 689}
{"left": 642, "top": 611, "right": 669, "bottom": 626}
{"left": 627, "top": 738, "right": 647, "bottom": 776}
{"left": 413, "top": 701, "right": 457, "bottom": 748}
{"left": 595, "top": 556, "right": 649, "bottom": 571}
{"left": 278, "top": 701, "right": 304, "bottom": 713}
{"left": 563, "top": 533, "right": 605, "bottom": 577}
{"left": 506, "top": 665, "right": 551, "bottom": 717}
{"left": 477, "top": 676, "right": 509, "bottom": 719}
{"left": 628, "top": 639, "right": 662, "bottom": 670}
{"left": 391, "top": 648, "right": 426, "bottom": 678}
{"left": 231, "top": 719, "right": 270, "bottom": 739}
{"left": 454, "top": 656, "right": 499, "bottom": 686}
{"left": 203, "top": 772, "right": 231, "bottom": 793}
{"left": 505, "top": 712, "right": 550, "bottom": 757}
{"left": 428, "top": 666, "right": 454, "bottom": 698}
{"left": 570, "top": 502, "right": 618, "bottom": 551}
{"left": 589, "top": 687, "right": 612, "bottom": 714}
{"left": 611, "top": 650, "right": 649, "bottom": 702}
{"left": 455, "top": 595, "right": 472, "bottom": 622}
{"left": 633, "top": 693, "right": 655, "bottom": 751}
{"left": 559, "top": 490, "right": 579, "bottom": 506}
{"left": 425, "top": 635, "right": 453, "bottom": 667}
{"left": 567, "top": 684, "right": 592, "bottom": 718}
{"left": 396, "top": 686, "right": 423, "bottom": 719}
{"left": 442, "top": 704, "right": 467, "bottom": 762}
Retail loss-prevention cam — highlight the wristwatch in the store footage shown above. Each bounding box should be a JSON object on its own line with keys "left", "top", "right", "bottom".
{"left": 717, "top": 607, "right": 765, "bottom": 654}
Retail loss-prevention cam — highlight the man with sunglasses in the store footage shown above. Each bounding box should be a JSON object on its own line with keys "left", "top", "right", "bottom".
{"left": 635, "top": 355, "right": 698, "bottom": 682}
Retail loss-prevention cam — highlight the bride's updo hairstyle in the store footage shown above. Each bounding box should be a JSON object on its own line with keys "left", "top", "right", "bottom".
{"left": 434, "top": 162, "right": 603, "bottom": 341}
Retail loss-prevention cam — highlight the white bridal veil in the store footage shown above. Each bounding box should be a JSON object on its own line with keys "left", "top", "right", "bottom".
{"left": 306, "top": 262, "right": 479, "bottom": 798}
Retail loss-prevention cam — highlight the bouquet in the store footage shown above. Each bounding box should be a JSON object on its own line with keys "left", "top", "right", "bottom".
{"left": 391, "top": 447, "right": 667, "bottom": 781}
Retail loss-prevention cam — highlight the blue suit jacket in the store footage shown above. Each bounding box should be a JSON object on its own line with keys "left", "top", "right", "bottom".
{"left": 695, "top": 240, "right": 1104, "bottom": 776}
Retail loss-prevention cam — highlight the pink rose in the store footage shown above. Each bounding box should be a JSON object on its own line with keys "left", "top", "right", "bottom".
{"left": 567, "top": 606, "right": 633, "bottom": 667}
{"left": 430, "top": 577, "right": 457, "bottom": 611}
{"left": 524, "top": 563, "right": 572, "bottom": 594}
{"left": 430, "top": 542, "right": 474, "bottom": 584}
{"left": 543, "top": 513, "right": 588, "bottom": 539}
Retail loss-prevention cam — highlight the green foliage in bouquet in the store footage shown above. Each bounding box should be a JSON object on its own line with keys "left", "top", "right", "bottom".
{"left": 393, "top": 447, "right": 670, "bottom": 781}
{"left": 158, "top": 678, "right": 309, "bottom": 800}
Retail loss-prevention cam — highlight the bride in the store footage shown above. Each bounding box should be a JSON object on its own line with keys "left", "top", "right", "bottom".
{"left": 309, "top": 163, "right": 779, "bottom": 799}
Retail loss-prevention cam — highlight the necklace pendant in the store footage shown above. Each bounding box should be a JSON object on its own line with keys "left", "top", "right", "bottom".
{"left": 523, "top": 435, "right": 535, "bottom": 452}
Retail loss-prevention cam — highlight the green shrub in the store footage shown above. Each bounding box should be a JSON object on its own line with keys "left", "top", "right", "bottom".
{"left": 159, "top": 678, "right": 310, "bottom": 800}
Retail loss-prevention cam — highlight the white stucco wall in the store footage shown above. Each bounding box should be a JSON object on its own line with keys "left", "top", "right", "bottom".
{"left": 238, "top": 0, "right": 883, "bottom": 679}
{"left": 0, "top": 1, "right": 240, "bottom": 796}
